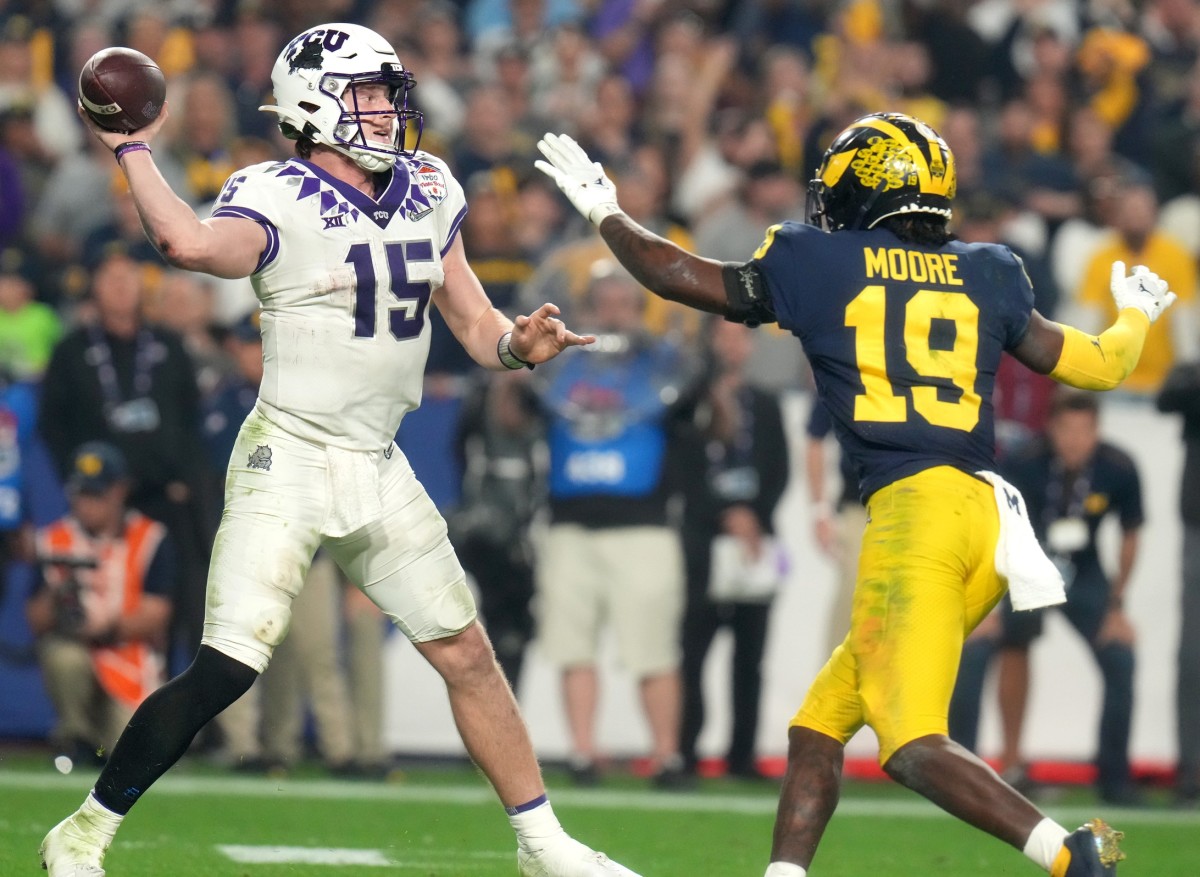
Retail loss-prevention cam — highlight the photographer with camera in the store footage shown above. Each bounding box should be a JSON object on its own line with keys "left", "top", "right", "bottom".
{"left": 26, "top": 441, "right": 174, "bottom": 766}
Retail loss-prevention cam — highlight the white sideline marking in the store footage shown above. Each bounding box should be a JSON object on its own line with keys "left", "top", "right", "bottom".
{"left": 218, "top": 845, "right": 391, "bottom": 866}
{"left": 3, "top": 770, "right": 1198, "bottom": 826}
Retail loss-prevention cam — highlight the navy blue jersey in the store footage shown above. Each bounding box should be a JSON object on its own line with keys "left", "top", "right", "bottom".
{"left": 754, "top": 222, "right": 1034, "bottom": 500}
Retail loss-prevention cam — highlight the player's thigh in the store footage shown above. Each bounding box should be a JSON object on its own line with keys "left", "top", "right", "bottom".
{"left": 203, "top": 417, "right": 326, "bottom": 672}
{"left": 605, "top": 526, "right": 684, "bottom": 676}
{"left": 853, "top": 467, "right": 997, "bottom": 761}
{"left": 534, "top": 524, "right": 606, "bottom": 667}
{"left": 793, "top": 639, "right": 865, "bottom": 746}
{"left": 326, "top": 460, "right": 476, "bottom": 643}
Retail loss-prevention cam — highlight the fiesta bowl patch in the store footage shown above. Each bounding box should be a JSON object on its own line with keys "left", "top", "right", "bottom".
{"left": 415, "top": 165, "right": 447, "bottom": 202}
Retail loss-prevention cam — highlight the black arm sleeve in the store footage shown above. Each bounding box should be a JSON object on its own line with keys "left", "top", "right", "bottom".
{"left": 721, "top": 261, "right": 777, "bottom": 327}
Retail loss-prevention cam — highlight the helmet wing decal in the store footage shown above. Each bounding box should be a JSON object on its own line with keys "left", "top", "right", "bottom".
{"left": 848, "top": 116, "right": 954, "bottom": 199}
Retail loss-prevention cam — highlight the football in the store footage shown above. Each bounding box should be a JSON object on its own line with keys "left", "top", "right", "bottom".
{"left": 78, "top": 47, "right": 165, "bottom": 134}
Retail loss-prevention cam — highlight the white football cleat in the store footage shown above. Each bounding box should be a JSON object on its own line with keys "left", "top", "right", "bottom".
{"left": 518, "top": 835, "right": 643, "bottom": 877}
{"left": 39, "top": 813, "right": 108, "bottom": 877}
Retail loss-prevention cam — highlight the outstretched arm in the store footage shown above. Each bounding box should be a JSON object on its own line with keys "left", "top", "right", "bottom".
{"left": 1011, "top": 261, "right": 1174, "bottom": 390}
{"left": 78, "top": 104, "right": 265, "bottom": 279}
{"left": 536, "top": 133, "right": 730, "bottom": 315}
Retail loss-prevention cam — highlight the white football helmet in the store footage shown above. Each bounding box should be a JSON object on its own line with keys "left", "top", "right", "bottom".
{"left": 261, "top": 22, "right": 422, "bottom": 173}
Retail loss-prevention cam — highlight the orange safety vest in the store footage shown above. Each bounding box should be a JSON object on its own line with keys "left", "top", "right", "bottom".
{"left": 36, "top": 511, "right": 168, "bottom": 709}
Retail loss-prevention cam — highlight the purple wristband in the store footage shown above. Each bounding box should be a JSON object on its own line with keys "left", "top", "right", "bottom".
{"left": 114, "top": 141, "right": 150, "bottom": 163}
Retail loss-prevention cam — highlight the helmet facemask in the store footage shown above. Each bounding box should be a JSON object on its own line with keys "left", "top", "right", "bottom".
{"left": 316, "top": 64, "right": 423, "bottom": 172}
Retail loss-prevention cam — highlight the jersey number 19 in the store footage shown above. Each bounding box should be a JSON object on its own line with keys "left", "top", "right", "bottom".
{"left": 846, "top": 285, "right": 981, "bottom": 432}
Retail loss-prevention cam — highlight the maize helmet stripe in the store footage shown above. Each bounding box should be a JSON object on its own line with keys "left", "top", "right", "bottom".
{"left": 819, "top": 149, "right": 858, "bottom": 189}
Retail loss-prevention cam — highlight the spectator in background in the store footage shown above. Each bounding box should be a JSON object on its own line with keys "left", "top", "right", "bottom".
{"left": 693, "top": 158, "right": 808, "bottom": 393}
{"left": 31, "top": 134, "right": 188, "bottom": 274}
{"left": 950, "top": 391, "right": 1145, "bottom": 806}
{"left": 575, "top": 72, "right": 639, "bottom": 168}
{"left": 451, "top": 82, "right": 533, "bottom": 185}
{"left": 449, "top": 370, "right": 545, "bottom": 692}
{"left": 694, "top": 160, "right": 805, "bottom": 265}
{"left": 758, "top": 46, "right": 813, "bottom": 178}
{"left": 0, "top": 105, "right": 27, "bottom": 251}
{"left": 80, "top": 181, "right": 170, "bottom": 299}
{"left": 166, "top": 71, "right": 240, "bottom": 204}
{"left": 529, "top": 22, "right": 605, "bottom": 136}
{"left": 1155, "top": 360, "right": 1200, "bottom": 807}
{"left": 589, "top": 0, "right": 671, "bottom": 97}
{"left": 1143, "top": 0, "right": 1200, "bottom": 121}
{"left": 26, "top": 442, "right": 173, "bottom": 767}
{"left": 0, "top": 104, "right": 55, "bottom": 245}
{"left": 152, "top": 269, "right": 230, "bottom": 402}
{"left": 394, "top": 2, "right": 471, "bottom": 145}
{"left": 226, "top": 14, "right": 283, "bottom": 142}
{"left": 905, "top": 0, "right": 991, "bottom": 105}
{"left": 0, "top": 15, "right": 81, "bottom": 161}
{"left": 426, "top": 171, "right": 537, "bottom": 379}
{"left": 0, "top": 248, "right": 61, "bottom": 382}
{"left": 514, "top": 172, "right": 571, "bottom": 261}
{"left": 677, "top": 318, "right": 789, "bottom": 781}
{"left": 470, "top": 0, "right": 576, "bottom": 73}
{"left": 1074, "top": 177, "right": 1198, "bottom": 394}
{"left": 0, "top": 358, "right": 39, "bottom": 574}
{"left": 39, "top": 250, "right": 212, "bottom": 674}
{"left": 1075, "top": 26, "right": 1153, "bottom": 167}
{"left": 534, "top": 267, "right": 698, "bottom": 789}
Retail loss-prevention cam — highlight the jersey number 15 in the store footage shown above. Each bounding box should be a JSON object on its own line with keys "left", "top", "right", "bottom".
{"left": 346, "top": 240, "right": 433, "bottom": 340}
{"left": 846, "top": 285, "right": 981, "bottom": 432}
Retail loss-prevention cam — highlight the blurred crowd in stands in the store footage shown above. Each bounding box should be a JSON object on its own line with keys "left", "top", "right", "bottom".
{"left": 3, "top": 0, "right": 1200, "bottom": 797}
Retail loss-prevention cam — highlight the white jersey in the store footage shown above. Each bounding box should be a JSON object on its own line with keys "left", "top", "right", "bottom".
{"left": 212, "top": 152, "right": 467, "bottom": 451}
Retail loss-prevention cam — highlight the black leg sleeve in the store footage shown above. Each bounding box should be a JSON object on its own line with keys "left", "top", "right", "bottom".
{"left": 92, "top": 646, "right": 259, "bottom": 814}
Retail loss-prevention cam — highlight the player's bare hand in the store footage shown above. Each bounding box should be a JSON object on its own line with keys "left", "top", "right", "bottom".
{"left": 77, "top": 100, "right": 171, "bottom": 152}
{"left": 510, "top": 303, "right": 595, "bottom": 364}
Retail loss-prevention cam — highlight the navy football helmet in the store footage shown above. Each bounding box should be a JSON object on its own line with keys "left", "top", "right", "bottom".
{"left": 807, "top": 112, "right": 956, "bottom": 232}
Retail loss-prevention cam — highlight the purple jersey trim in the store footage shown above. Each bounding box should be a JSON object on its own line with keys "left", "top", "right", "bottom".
{"left": 212, "top": 206, "right": 280, "bottom": 273}
{"left": 441, "top": 204, "right": 468, "bottom": 257}
{"left": 295, "top": 159, "right": 411, "bottom": 229}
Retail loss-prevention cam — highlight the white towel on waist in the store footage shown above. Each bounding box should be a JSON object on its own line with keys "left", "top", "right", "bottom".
{"left": 322, "top": 446, "right": 385, "bottom": 537}
{"left": 976, "top": 470, "right": 1066, "bottom": 611}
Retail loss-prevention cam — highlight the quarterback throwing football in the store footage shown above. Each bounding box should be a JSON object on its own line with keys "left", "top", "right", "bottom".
{"left": 43, "top": 23, "right": 640, "bottom": 877}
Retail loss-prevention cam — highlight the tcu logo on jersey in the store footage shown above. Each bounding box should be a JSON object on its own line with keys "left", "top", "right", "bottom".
{"left": 285, "top": 27, "right": 350, "bottom": 73}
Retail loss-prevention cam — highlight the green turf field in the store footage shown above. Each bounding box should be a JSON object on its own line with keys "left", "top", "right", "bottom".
{"left": 2, "top": 753, "right": 1198, "bottom": 876}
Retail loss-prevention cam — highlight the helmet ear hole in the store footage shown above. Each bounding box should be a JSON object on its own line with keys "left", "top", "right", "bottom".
{"left": 298, "top": 101, "right": 320, "bottom": 114}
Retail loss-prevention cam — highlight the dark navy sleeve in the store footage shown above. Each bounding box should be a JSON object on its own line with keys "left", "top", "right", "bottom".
{"left": 999, "top": 247, "right": 1036, "bottom": 351}
{"left": 805, "top": 397, "right": 832, "bottom": 440}
{"left": 751, "top": 221, "right": 827, "bottom": 333}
